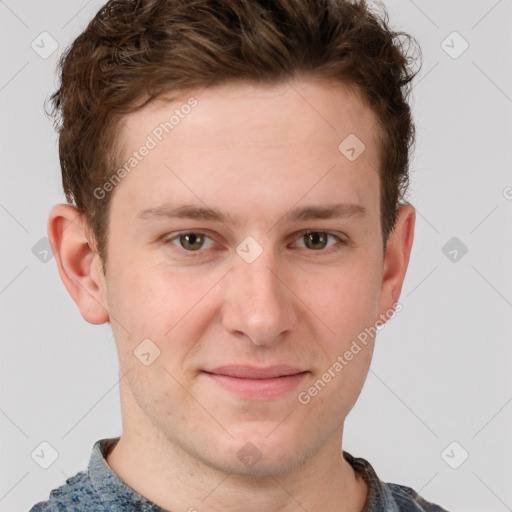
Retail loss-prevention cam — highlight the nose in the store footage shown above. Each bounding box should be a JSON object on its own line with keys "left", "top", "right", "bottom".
{"left": 220, "top": 244, "right": 298, "bottom": 347}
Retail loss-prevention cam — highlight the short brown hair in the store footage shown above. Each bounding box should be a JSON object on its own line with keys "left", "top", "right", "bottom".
{"left": 47, "top": 0, "right": 421, "bottom": 268}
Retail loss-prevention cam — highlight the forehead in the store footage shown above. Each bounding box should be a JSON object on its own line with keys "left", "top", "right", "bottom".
{"left": 119, "top": 78, "right": 380, "bottom": 164}
{"left": 112, "top": 78, "right": 382, "bottom": 224}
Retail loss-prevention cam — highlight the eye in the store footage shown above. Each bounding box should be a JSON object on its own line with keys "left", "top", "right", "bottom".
{"left": 163, "top": 229, "right": 346, "bottom": 255}
{"left": 291, "top": 230, "right": 345, "bottom": 253}
{"left": 165, "top": 231, "right": 215, "bottom": 251}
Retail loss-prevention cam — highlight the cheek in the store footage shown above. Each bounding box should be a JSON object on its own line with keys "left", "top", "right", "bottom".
{"left": 107, "top": 256, "right": 219, "bottom": 356}
{"left": 305, "top": 260, "right": 381, "bottom": 342}
{"left": 109, "top": 255, "right": 183, "bottom": 321}
{"left": 304, "top": 270, "right": 378, "bottom": 413}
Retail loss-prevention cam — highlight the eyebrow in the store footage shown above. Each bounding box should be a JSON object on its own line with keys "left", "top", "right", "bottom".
{"left": 136, "top": 202, "right": 367, "bottom": 225}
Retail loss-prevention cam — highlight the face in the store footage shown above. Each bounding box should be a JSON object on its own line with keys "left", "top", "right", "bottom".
{"left": 73, "top": 78, "right": 410, "bottom": 476}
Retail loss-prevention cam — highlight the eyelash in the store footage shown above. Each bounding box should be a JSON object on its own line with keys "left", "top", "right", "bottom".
{"left": 162, "top": 229, "right": 346, "bottom": 257}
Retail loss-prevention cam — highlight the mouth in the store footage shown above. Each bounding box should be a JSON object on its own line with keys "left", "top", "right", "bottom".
{"left": 202, "top": 365, "right": 309, "bottom": 400}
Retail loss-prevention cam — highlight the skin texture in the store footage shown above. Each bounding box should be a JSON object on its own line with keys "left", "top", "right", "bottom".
{"left": 48, "top": 77, "right": 415, "bottom": 512}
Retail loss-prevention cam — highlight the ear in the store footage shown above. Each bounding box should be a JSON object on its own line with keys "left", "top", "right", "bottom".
{"left": 378, "top": 203, "right": 415, "bottom": 315}
{"left": 47, "top": 204, "right": 110, "bottom": 324}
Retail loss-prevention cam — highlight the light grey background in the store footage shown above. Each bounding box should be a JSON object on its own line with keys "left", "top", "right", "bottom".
{"left": 1, "top": 1, "right": 511, "bottom": 511}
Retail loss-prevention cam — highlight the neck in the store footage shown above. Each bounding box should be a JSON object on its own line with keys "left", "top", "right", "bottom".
{"left": 106, "top": 418, "right": 367, "bottom": 512}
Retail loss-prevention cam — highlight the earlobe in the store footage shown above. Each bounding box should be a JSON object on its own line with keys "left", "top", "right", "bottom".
{"left": 47, "top": 204, "right": 110, "bottom": 325}
{"left": 379, "top": 203, "right": 416, "bottom": 314}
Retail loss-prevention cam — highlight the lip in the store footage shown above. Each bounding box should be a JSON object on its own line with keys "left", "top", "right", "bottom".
{"left": 205, "top": 364, "right": 305, "bottom": 379}
{"left": 202, "top": 365, "right": 308, "bottom": 399}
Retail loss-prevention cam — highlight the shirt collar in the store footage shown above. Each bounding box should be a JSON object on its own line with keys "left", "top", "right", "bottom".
{"left": 343, "top": 450, "right": 400, "bottom": 512}
{"left": 89, "top": 437, "right": 168, "bottom": 512}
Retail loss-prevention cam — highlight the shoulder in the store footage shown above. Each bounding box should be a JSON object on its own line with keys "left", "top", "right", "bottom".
{"left": 27, "top": 470, "right": 104, "bottom": 512}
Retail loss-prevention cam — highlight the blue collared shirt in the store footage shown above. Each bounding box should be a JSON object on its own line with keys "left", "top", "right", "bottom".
{"left": 29, "top": 437, "right": 449, "bottom": 511}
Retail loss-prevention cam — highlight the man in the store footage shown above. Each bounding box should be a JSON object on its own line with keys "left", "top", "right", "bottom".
{"left": 30, "top": 0, "right": 449, "bottom": 510}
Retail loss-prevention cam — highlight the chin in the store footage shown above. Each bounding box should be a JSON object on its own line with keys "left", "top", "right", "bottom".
{"left": 203, "top": 429, "right": 312, "bottom": 477}
{"left": 214, "top": 450, "right": 306, "bottom": 478}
